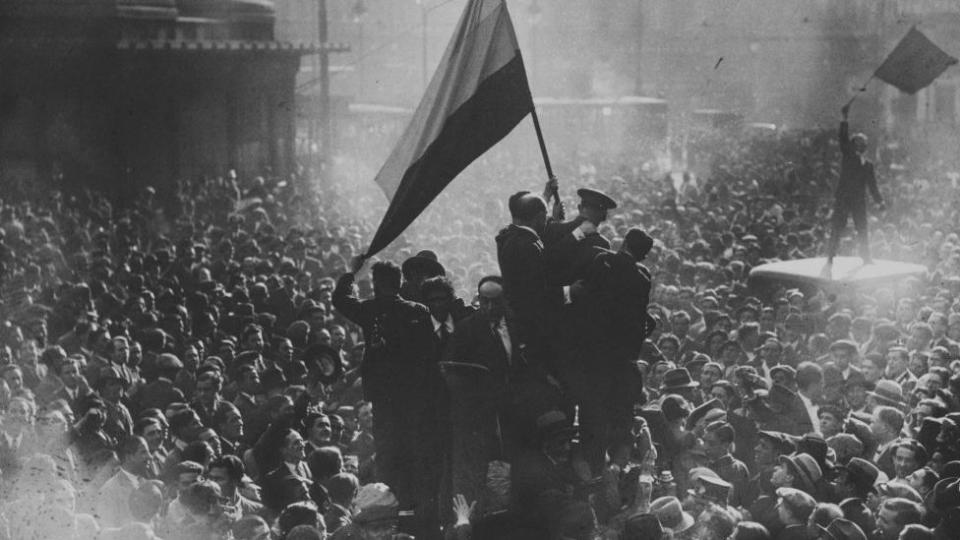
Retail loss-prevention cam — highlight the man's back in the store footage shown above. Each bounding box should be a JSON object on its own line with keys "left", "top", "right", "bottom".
{"left": 496, "top": 224, "right": 559, "bottom": 325}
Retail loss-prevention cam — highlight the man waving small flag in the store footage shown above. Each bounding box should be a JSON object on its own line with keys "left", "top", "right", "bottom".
{"left": 364, "top": 0, "right": 535, "bottom": 258}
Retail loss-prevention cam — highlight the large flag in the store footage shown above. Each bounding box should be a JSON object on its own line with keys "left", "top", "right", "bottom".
{"left": 874, "top": 26, "right": 957, "bottom": 95}
{"left": 364, "top": 0, "right": 533, "bottom": 257}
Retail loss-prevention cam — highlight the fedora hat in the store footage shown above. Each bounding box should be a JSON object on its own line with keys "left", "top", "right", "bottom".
{"left": 867, "top": 379, "right": 904, "bottom": 408}
{"left": 625, "top": 513, "right": 666, "bottom": 540}
{"left": 780, "top": 452, "right": 822, "bottom": 494}
{"left": 844, "top": 457, "right": 879, "bottom": 494}
{"left": 660, "top": 368, "right": 699, "bottom": 392}
{"left": 650, "top": 496, "right": 694, "bottom": 533}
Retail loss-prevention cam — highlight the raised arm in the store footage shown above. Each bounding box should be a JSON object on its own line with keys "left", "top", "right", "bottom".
{"left": 332, "top": 272, "right": 363, "bottom": 325}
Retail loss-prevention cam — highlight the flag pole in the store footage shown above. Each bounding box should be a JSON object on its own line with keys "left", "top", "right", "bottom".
{"left": 845, "top": 74, "right": 876, "bottom": 108}
{"left": 529, "top": 104, "right": 560, "bottom": 205}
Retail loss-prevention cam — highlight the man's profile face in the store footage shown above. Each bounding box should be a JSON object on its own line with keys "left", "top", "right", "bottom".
{"left": 578, "top": 202, "right": 606, "bottom": 225}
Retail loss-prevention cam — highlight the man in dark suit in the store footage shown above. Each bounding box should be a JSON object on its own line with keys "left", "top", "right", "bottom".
{"left": 52, "top": 354, "right": 93, "bottom": 416}
{"left": 134, "top": 353, "right": 185, "bottom": 415}
{"left": 332, "top": 259, "right": 434, "bottom": 519}
{"left": 495, "top": 191, "right": 563, "bottom": 368}
{"left": 261, "top": 429, "right": 313, "bottom": 513}
{"left": 441, "top": 276, "right": 552, "bottom": 511}
{"left": 826, "top": 103, "right": 885, "bottom": 265}
{"left": 564, "top": 228, "right": 657, "bottom": 473}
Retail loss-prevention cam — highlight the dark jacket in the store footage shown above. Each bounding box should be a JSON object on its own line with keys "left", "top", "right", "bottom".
{"left": 332, "top": 273, "right": 433, "bottom": 404}
{"left": 577, "top": 249, "right": 655, "bottom": 356}
{"left": 836, "top": 121, "right": 882, "bottom": 208}
{"left": 261, "top": 461, "right": 313, "bottom": 512}
{"left": 495, "top": 224, "right": 563, "bottom": 337}
{"left": 135, "top": 378, "right": 185, "bottom": 414}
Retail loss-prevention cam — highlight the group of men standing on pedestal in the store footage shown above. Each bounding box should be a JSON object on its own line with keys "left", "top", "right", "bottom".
{"left": 495, "top": 179, "right": 657, "bottom": 476}
{"left": 330, "top": 178, "right": 656, "bottom": 537}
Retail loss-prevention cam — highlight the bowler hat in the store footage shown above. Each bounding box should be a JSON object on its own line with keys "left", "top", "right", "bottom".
{"left": 660, "top": 368, "right": 699, "bottom": 392}
{"left": 401, "top": 250, "right": 445, "bottom": 279}
{"left": 577, "top": 188, "right": 618, "bottom": 210}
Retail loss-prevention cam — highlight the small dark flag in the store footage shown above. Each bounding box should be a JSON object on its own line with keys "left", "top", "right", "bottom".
{"left": 365, "top": 0, "right": 533, "bottom": 258}
{"left": 874, "top": 26, "right": 958, "bottom": 95}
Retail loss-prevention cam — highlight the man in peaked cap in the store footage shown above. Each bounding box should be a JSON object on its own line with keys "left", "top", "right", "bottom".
{"left": 543, "top": 187, "right": 618, "bottom": 286}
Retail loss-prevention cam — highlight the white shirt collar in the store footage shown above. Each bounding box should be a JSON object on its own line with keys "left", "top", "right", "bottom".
{"left": 432, "top": 314, "right": 454, "bottom": 334}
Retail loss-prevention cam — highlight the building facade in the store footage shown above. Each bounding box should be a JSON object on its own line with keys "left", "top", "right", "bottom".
{"left": 0, "top": 0, "right": 334, "bottom": 199}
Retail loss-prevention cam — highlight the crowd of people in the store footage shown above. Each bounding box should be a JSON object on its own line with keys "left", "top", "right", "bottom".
{"left": 0, "top": 105, "right": 959, "bottom": 540}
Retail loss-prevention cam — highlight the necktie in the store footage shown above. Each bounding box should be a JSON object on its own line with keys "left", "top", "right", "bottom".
{"left": 439, "top": 324, "right": 451, "bottom": 349}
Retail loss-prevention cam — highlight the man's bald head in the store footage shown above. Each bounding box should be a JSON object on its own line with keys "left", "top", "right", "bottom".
{"left": 477, "top": 276, "right": 507, "bottom": 321}
{"left": 478, "top": 280, "right": 504, "bottom": 299}
{"left": 508, "top": 191, "right": 548, "bottom": 221}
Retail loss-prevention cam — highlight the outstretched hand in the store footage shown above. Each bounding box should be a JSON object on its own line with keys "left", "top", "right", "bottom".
{"left": 452, "top": 494, "right": 476, "bottom": 526}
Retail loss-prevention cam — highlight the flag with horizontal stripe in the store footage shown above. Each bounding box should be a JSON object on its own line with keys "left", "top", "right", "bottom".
{"left": 874, "top": 26, "right": 957, "bottom": 95}
{"left": 365, "top": 0, "right": 533, "bottom": 257}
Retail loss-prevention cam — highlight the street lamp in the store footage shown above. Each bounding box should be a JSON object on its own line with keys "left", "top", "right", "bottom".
{"left": 527, "top": 0, "right": 542, "bottom": 84}
{"left": 352, "top": 0, "right": 367, "bottom": 95}
{"left": 416, "top": 0, "right": 429, "bottom": 89}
